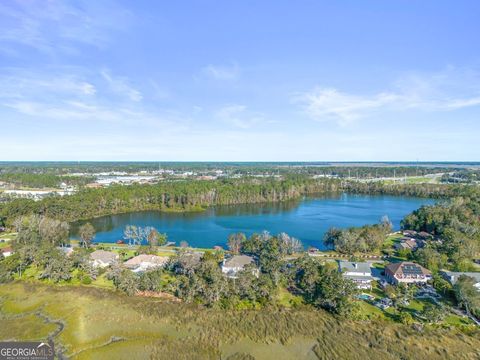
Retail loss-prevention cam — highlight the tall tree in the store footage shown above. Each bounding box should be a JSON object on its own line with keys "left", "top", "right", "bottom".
{"left": 78, "top": 223, "right": 95, "bottom": 248}
{"left": 147, "top": 228, "right": 167, "bottom": 247}
{"left": 227, "top": 232, "right": 245, "bottom": 254}
{"left": 454, "top": 275, "right": 480, "bottom": 319}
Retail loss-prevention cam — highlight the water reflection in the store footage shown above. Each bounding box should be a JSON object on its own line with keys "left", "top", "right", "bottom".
{"left": 70, "top": 194, "right": 432, "bottom": 249}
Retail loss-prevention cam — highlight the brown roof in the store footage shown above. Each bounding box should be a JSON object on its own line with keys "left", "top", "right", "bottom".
{"left": 124, "top": 254, "right": 169, "bottom": 268}
{"left": 1, "top": 246, "right": 13, "bottom": 253}
{"left": 224, "top": 255, "right": 255, "bottom": 268}
{"left": 385, "top": 262, "right": 431, "bottom": 277}
{"left": 90, "top": 250, "right": 118, "bottom": 263}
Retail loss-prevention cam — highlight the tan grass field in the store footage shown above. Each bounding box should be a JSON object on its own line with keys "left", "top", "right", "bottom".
{"left": 1, "top": 282, "right": 479, "bottom": 359}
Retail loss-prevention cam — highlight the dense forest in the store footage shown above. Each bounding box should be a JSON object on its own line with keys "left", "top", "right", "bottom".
{"left": 1, "top": 176, "right": 477, "bottom": 225}
{"left": 0, "top": 173, "right": 94, "bottom": 189}
{"left": 343, "top": 181, "right": 478, "bottom": 198}
{"left": 0, "top": 177, "right": 341, "bottom": 223}
{"left": 401, "top": 189, "right": 480, "bottom": 272}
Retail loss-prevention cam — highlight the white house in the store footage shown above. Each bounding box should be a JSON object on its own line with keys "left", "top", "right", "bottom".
{"left": 90, "top": 250, "right": 119, "bottom": 268}
{"left": 124, "top": 254, "right": 169, "bottom": 273}
{"left": 385, "top": 262, "right": 432, "bottom": 285}
{"left": 441, "top": 271, "right": 480, "bottom": 292}
{"left": 338, "top": 261, "right": 373, "bottom": 289}
{"left": 1, "top": 247, "right": 13, "bottom": 257}
{"left": 221, "top": 255, "right": 257, "bottom": 278}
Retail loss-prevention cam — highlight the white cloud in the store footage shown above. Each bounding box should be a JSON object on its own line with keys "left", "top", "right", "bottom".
{"left": 0, "top": 71, "right": 97, "bottom": 99}
{"left": 101, "top": 70, "right": 142, "bottom": 102}
{"left": 0, "top": 0, "right": 131, "bottom": 55}
{"left": 215, "top": 104, "right": 264, "bottom": 129}
{"left": 0, "top": 68, "right": 183, "bottom": 131}
{"left": 295, "top": 88, "right": 398, "bottom": 126}
{"left": 296, "top": 67, "right": 480, "bottom": 125}
{"left": 202, "top": 63, "right": 240, "bottom": 80}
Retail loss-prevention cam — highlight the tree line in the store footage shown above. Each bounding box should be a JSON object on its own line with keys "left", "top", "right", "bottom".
{"left": 0, "top": 177, "right": 342, "bottom": 224}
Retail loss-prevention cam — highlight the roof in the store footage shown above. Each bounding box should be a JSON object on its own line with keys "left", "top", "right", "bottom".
{"left": 224, "top": 255, "right": 255, "bottom": 268}
{"left": 441, "top": 271, "right": 480, "bottom": 284}
{"left": 344, "top": 275, "right": 373, "bottom": 282}
{"left": 418, "top": 231, "right": 432, "bottom": 238}
{"left": 395, "top": 239, "right": 417, "bottom": 250}
{"left": 124, "top": 254, "right": 169, "bottom": 267}
{"left": 385, "top": 262, "right": 431, "bottom": 277}
{"left": 339, "top": 261, "right": 372, "bottom": 274}
{"left": 90, "top": 250, "right": 118, "bottom": 262}
{"left": 1, "top": 246, "right": 13, "bottom": 253}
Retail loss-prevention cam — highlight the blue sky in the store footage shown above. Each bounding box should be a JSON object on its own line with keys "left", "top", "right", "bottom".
{"left": 1, "top": 0, "right": 480, "bottom": 161}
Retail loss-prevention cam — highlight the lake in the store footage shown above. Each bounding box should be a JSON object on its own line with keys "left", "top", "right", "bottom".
{"left": 70, "top": 194, "right": 434, "bottom": 250}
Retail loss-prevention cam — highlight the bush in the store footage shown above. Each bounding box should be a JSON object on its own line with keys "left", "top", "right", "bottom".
{"left": 81, "top": 276, "right": 92, "bottom": 285}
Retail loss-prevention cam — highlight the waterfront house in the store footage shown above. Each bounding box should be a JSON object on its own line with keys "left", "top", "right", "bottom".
{"left": 222, "top": 255, "right": 257, "bottom": 278}
{"left": 417, "top": 231, "right": 433, "bottom": 239}
{"left": 338, "top": 261, "right": 373, "bottom": 289}
{"left": 440, "top": 271, "right": 480, "bottom": 292}
{"left": 58, "top": 246, "right": 74, "bottom": 257}
{"left": 394, "top": 238, "right": 418, "bottom": 251}
{"left": 385, "top": 262, "right": 431, "bottom": 285}
{"left": 1, "top": 246, "right": 13, "bottom": 257}
{"left": 124, "top": 254, "right": 169, "bottom": 273}
{"left": 90, "top": 250, "right": 119, "bottom": 268}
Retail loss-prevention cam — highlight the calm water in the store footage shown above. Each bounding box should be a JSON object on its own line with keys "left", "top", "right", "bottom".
{"left": 70, "top": 194, "right": 434, "bottom": 250}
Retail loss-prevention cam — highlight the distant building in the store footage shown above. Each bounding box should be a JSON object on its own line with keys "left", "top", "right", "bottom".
{"left": 440, "top": 271, "right": 480, "bottom": 292}
{"left": 85, "top": 183, "right": 104, "bottom": 189}
{"left": 1, "top": 246, "right": 13, "bottom": 257}
{"left": 385, "top": 262, "right": 431, "bottom": 285}
{"left": 394, "top": 238, "right": 418, "bottom": 251}
{"left": 338, "top": 261, "right": 373, "bottom": 289}
{"left": 417, "top": 231, "right": 433, "bottom": 240}
{"left": 90, "top": 250, "right": 119, "bottom": 268}
{"left": 222, "top": 255, "right": 257, "bottom": 278}
{"left": 124, "top": 254, "right": 169, "bottom": 273}
{"left": 58, "top": 246, "right": 74, "bottom": 257}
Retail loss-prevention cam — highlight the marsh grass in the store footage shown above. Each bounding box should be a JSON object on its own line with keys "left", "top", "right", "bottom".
{"left": 1, "top": 282, "right": 479, "bottom": 359}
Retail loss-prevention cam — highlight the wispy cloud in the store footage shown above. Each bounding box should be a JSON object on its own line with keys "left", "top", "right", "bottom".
{"left": 295, "top": 67, "right": 480, "bottom": 126}
{"left": 0, "top": 71, "right": 96, "bottom": 100}
{"left": 0, "top": 0, "right": 131, "bottom": 55}
{"left": 202, "top": 63, "right": 240, "bottom": 80}
{"left": 101, "top": 70, "right": 142, "bottom": 102}
{"left": 0, "top": 68, "right": 180, "bottom": 131}
{"left": 215, "top": 104, "right": 264, "bottom": 129}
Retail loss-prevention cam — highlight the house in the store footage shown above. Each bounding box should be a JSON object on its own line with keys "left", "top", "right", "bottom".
{"left": 90, "top": 250, "right": 119, "bottom": 268}
{"left": 221, "top": 255, "right": 257, "bottom": 278}
{"left": 57, "top": 246, "right": 74, "bottom": 257}
{"left": 417, "top": 231, "right": 432, "bottom": 240}
{"left": 338, "top": 261, "right": 373, "bottom": 289}
{"left": 440, "top": 271, "right": 480, "bottom": 292}
{"left": 402, "top": 230, "right": 417, "bottom": 237}
{"left": 385, "top": 262, "right": 432, "bottom": 285}
{"left": 394, "top": 238, "right": 418, "bottom": 251}
{"left": 124, "top": 254, "right": 169, "bottom": 273}
{"left": 1, "top": 246, "right": 13, "bottom": 257}
{"left": 375, "top": 297, "right": 393, "bottom": 310}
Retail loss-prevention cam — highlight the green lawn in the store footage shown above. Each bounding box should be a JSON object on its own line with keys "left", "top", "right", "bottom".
{"left": 383, "top": 232, "right": 403, "bottom": 248}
